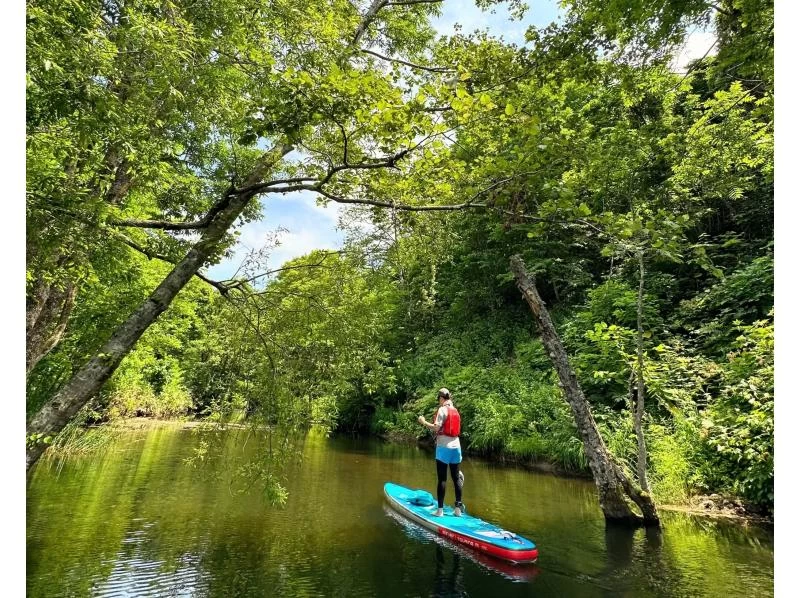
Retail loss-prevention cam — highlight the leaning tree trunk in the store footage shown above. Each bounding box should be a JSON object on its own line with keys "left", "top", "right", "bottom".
{"left": 26, "top": 0, "right": 409, "bottom": 471}
{"left": 25, "top": 142, "right": 292, "bottom": 470}
{"left": 510, "top": 255, "right": 659, "bottom": 527}
{"left": 634, "top": 251, "right": 650, "bottom": 492}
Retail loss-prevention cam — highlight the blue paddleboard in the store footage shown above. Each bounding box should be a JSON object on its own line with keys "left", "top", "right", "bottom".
{"left": 383, "top": 482, "right": 538, "bottom": 563}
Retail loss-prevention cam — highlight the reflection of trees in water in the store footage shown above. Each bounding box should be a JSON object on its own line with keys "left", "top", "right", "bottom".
{"left": 27, "top": 427, "right": 187, "bottom": 597}
{"left": 598, "top": 511, "right": 775, "bottom": 596}
{"left": 602, "top": 523, "right": 691, "bottom": 596}
{"left": 29, "top": 430, "right": 773, "bottom": 597}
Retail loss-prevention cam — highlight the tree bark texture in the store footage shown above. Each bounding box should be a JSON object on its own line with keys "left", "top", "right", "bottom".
{"left": 26, "top": 275, "right": 77, "bottom": 374}
{"left": 510, "top": 255, "right": 659, "bottom": 527}
{"left": 635, "top": 251, "right": 650, "bottom": 492}
{"left": 26, "top": 143, "right": 293, "bottom": 470}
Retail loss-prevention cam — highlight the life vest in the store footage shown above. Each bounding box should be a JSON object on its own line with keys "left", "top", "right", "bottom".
{"left": 434, "top": 405, "right": 461, "bottom": 437}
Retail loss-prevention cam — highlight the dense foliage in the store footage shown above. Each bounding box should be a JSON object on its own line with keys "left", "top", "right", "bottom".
{"left": 27, "top": 1, "right": 773, "bottom": 511}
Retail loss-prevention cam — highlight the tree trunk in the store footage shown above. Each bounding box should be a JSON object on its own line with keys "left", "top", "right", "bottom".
{"left": 634, "top": 251, "right": 650, "bottom": 492}
{"left": 26, "top": 249, "right": 79, "bottom": 375}
{"left": 510, "top": 255, "right": 659, "bottom": 527}
{"left": 26, "top": 277, "right": 77, "bottom": 375}
{"left": 26, "top": 143, "right": 134, "bottom": 376}
{"left": 26, "top": 142, "right": 292, "bottom": 470}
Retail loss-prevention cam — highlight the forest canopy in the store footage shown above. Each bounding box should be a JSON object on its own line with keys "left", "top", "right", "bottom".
{"left": 26, "top": 0, "right": 773, "bottom": 512}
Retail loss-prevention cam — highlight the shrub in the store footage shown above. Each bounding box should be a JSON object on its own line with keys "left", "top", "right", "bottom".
{"left": 700, "top": 316, "right": 774, "bottom": 509}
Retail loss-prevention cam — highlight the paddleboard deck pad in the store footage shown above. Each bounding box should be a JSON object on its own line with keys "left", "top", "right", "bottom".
{"left": 384, "top": 482, "right": 538, "bottom": 563}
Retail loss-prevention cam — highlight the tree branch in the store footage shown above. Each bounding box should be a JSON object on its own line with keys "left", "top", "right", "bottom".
{"left": 706, "top": 2, "right": 733, "bottom": 16}
{"left": 233, "top": 147, "right": 411, "bottom": 196}
{"left": 112, "top": 230, "right": 234, "bottom": 294}
{"left": 318, "top": 147, "right": 410, "bottom": 186}
{"left": 109, "top": 217, "right": 210, "bottom": 230}
{"left": 360, "top": 48, "right": 455, "bottom": 73}
{"left": 337, "top": 121, "right": 350, "bottom": 166}
{"left": 223, "top": 251, "right": 343, "bottom": 289}
{"left": 351, "top": 1, "right": 390, "bottom": 48}
{"left": 268, "top": 183, "right": 599, "bottom": 234}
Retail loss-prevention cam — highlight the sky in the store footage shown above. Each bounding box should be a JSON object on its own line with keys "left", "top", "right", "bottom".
{"left": 205, "top": 1, "right": 563, "bottom": 282}
{"left": 205, "top": 0, "right": 711, "bottom": 282}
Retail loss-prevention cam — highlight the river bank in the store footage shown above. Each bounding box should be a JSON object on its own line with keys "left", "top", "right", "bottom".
{"left": 382, "top": 429, "right": 774, "bottom": 526}
{"left": 61, "top": 417, "right": 772, "bottom": 525}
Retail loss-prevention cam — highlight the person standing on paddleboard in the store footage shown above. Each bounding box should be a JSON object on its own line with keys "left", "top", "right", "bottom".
{"left": 417, "top": 388, "right": 464, "bottom": 517}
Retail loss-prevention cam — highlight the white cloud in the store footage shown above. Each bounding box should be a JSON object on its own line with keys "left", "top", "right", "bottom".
{"left": 287, "top": 191, "right": 343, "bottom": 227}
{"left": 269, "top": 228, "right": 341, "bottom": 268}
{"left": 670, "top": 28, "right": 718, "bottom": 73}
{"left": 205, "top": 190, "right": 345, "bottom": 280}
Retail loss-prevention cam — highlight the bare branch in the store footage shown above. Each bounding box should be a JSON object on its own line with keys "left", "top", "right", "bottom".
{"left": 259, "top": 176, "right": 319, "bottom": 186}
{"left": 360, "top": 48, "right": 455, "bottom": 73}
{"left": 224, "top": 251, "right": 343, "bottom": 290}
{"left": 337, "top": 121, "right": 350, "bottom": 166}
{"left": 261, "top": 176, "right": 606, "bottom": 238}
{"left": 318, "top": 147, "right": 410, "bottom": 186}
{"left": 110, "top": 217, "right": 210, "bottom": 230}
{"left": 669, "top": 38, "right": 718, "bottom": 86}
{"left": 706, "top": 2, "right": 733, "bottom": 16}
{"left": 349, "top": 0, "right": 443, "bottom": 49}
{"left": 234, "top": 147, "right": 411, "bottom": 196}
{"left": 351, "top": 1, "right": 389, "bottom": 49}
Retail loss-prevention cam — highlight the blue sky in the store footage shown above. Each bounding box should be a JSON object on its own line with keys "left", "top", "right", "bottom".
{"left": 205, "top": 0, "right": 709, "bottom": 282}
{"left": 206, "top": 190, "right": 345, "bottom": 281}
{"left": 432, "top": 0, "right": 561, "bottom": 42}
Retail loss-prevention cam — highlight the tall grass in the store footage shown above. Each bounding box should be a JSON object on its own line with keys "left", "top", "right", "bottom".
{"left": 45, "top": 417, "right": 116, "bottom": 460}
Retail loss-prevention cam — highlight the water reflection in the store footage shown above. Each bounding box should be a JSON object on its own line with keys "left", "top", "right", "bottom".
{"left": 383, "top": 504, "right": 540, "bottom": 585}
{"left": 91, "top": 524, "right": 207, "bottom": 598}
{"left": 27, "top": 426, "right": 774, "bottom": 597}
{"left": 600, "top": 524, "right": 673, "bottom": 596}
{"left": 432, "top": 545, "right": 465, "bottom": 598}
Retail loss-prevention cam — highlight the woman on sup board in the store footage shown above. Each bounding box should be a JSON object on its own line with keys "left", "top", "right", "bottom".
{"left": 418, "top": 388, "right": 465, "bottom": 517}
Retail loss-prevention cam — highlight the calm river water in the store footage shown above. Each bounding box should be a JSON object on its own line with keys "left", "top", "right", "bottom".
{"left": 27, "top": 424, "right": 773, "bottom": 597}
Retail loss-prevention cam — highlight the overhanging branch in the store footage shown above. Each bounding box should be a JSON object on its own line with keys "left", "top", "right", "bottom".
{"left": 110, "top": 217, "right": 210, "bottom": 230}
{"left": 112, "top": 230, "right": 234, "bottom": 294}
{"left": 360, "top": 48, "right": 455, "bottom": 73}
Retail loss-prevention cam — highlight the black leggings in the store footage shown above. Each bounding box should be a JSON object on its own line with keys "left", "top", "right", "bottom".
{"left": 436, "top": 459, "right": 463, "bottom": 509}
